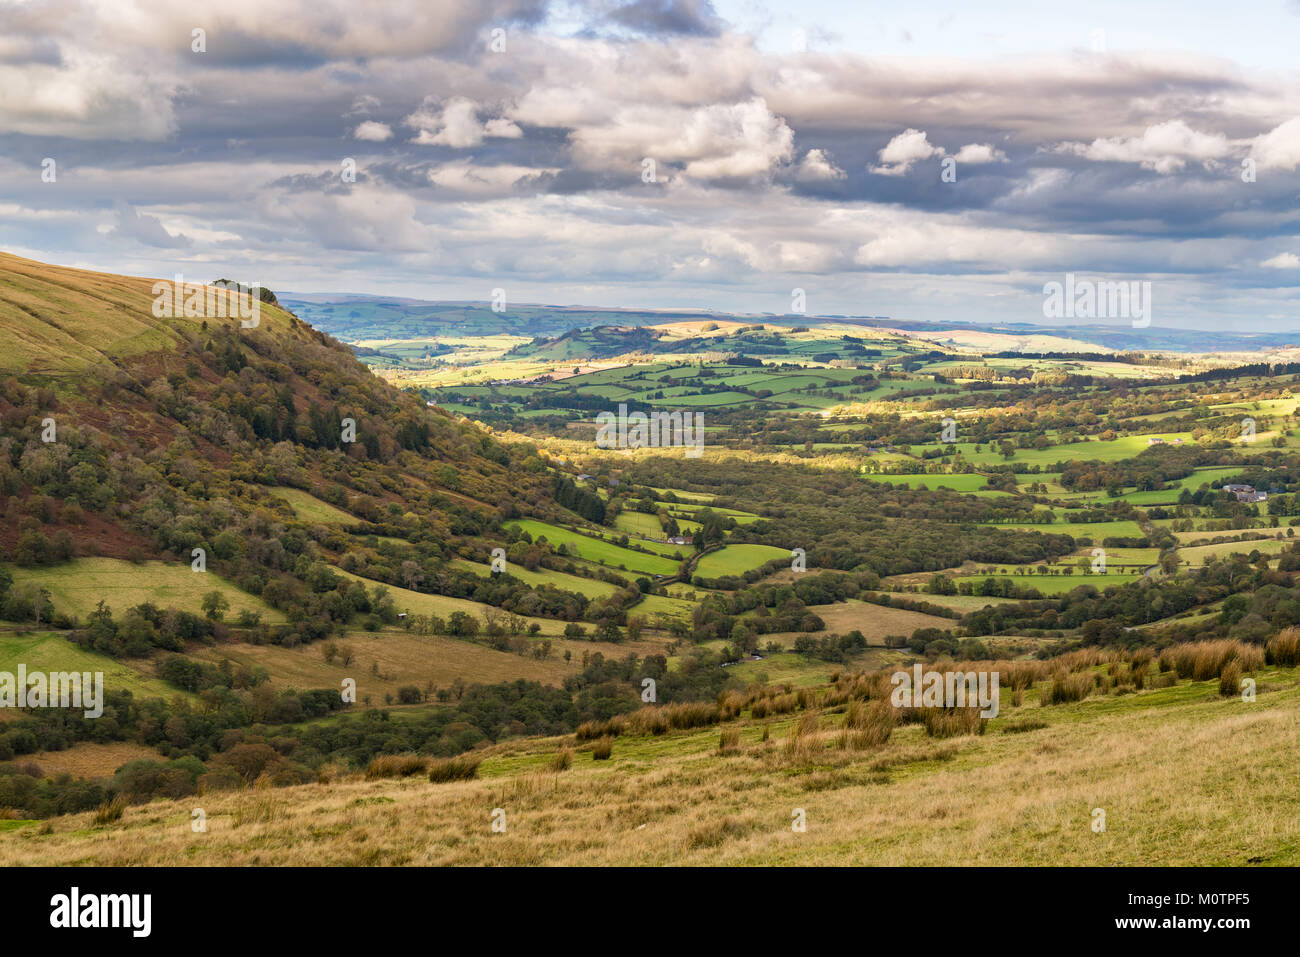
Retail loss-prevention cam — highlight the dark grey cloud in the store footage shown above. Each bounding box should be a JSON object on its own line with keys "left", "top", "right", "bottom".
{"left": 600, "top": 0, "right": 725, "bottom": 37}
{"left": 109, "top": 203, "right": 192, "bottom": 248}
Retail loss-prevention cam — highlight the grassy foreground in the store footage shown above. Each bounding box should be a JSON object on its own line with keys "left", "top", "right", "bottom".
{"left": 4, "top": 659, "right": 1299, "bottom": 866}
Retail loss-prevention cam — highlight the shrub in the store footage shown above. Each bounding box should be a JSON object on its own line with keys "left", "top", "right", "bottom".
{"left": 591, "top": 737, "right": 613, "bottom": 760}
{"left": 92, "top": 795, "right": 127, "bottom": 825}
{"left": 550, "top": 748, "right": 573, "bottom": 772}
{"left": 365, "top": 753, "right": 427, "bottom": 780}
{"left": 921, "top": 707, "right": 986, "bottom": 738}
{"left": 1041, "top": 672, "right": 1094, "bottom": 705}
{"left": 718, "top": 727, "right": 740, "bottom": 754}
{"left": 1266, "top": 628, "right": 1300, "bottom": 667}
{"left": 427, "top": 755, "right": 480, "bottom": 783}
{"left": 1219, "top": 660, "right": 1242, "bottom": 698}
{"left": 838, "top": 699, "right": 893, "bottom": 749}
{"left": 1002, "top": 718, "right": 1048, "bottom": 734}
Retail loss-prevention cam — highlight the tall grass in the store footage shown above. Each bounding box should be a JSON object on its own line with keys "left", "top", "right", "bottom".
{"left": 921, "top": 707, "right": 986, "bottom": 738}
{"left": 427, "top": 755, "right": 480, "bottom": 783}
{"left": 783, "top": 711, "right": 824, "bottom": 764}
{"left": 1160, "top": 640, "right": 1263, "bottom": 681}
{"left": 365, "top": 754, "right": 428, "bottom": 780}
{"left": 1267, "top": 628, "right": 1300, "bottom": 667}
{"left": 576, "top": 702, "right": 720, "bottom": 740}
{"left": 1041, "top": 672, "right": 1094, "bottom": 705}
{"left": 92, "top": 795, "right": 126, "bottom": 826}
{"left": 837, "top": 699, "right": 893, "bottom": 750}
{"left": 1219, "top": 660, "right": 1242, "bottom": 698}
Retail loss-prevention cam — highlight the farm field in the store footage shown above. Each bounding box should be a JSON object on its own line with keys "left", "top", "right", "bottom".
{"left": 331, "top": 568, "right": 573, "bottom": 637}
{"left": 189, "top": 630, "right": 607, "bottom": 694}
{"left": 505, "top": 520, "right": 682, "bottom": 576}
{"left": 0, "top": 632, "right": 184, "bottom": 702}
{"left": 451, "top": 560, "right": 620, "bottom": 600}
{"left": 6, "top": 558, "right": 285, "bottom": 624}
{"left": 27, "top": 741, "right": 161, "bottom": 779}
{"left": 694, "top": 544, "right": 791, "bottom": 578}
{"left": 946, "top": 433, "right": 1197, "bottom": 468}
{"left": 956, "top": 573, "right": 1145, "bottom": 594}
{"left": 983, "top": 520, "right": 1146, "bottom": 541}
{"left": 750, "top": 599, "right": 955, "bottom": 647}
{"left": 1176, "top": 538, "right": 1290, "bottom": 565}
{"left": 867, "top": 473, "right": 1007, "bottom": 495}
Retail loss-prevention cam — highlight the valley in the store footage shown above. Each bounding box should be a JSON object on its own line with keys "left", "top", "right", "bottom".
{"left": 3, "top": 255, "right": 1300, "bottom": 865}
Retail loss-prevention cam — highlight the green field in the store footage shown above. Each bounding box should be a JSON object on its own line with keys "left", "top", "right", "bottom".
{"left": 1177, "top": 538, "right": 1289, "bottom": 565}
{"left": 867, "top": 473, "right": 993, "bottom": 492}
{"left": 0, "top": 632, "right": 187, "bottom": 702}
{"left": 451, "top": 559, "right": 620, "bottom": 599}
{"left": 984, "top": 520, "right": 1146, "bottom": 541}
{"left": 956, "top": 572, "right": 1145, "bottom": 594}
{"left": 948, "top": 433, "right": 1196, "bottom": 469}
{"left": 269, "top": 487, "right": 359, "bottom": 525}
{"left": 694, "top": 544, "right": 792, "bottom": 578}
{"left": 613, "top": 511, "right": 665, "bottom": 538}
{"left": 332, "top": 568, "right": 571, "bottom": 636}
{"left": 506, "top": 520, "right": 682, "bottom": 576}
{"left": 628, "top": 591, "right": 695, "bottom": 621}
{"left": 7, "top": 558, "right": 285, "bottom": 624}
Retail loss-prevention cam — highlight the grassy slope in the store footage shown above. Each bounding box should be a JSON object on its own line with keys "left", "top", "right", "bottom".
{"left": 0, "top": 632, "right": 185, "bottom": 702}
{"left": 187, "top": 630, "right": 634, "bottom": 694}
{"left": 332, "top": 568, "right": 571, "bottom": 637}
{"left": 7, "top": 558, "right": 285, "bottom": 623}
{"left": 7, "top": 667, "right": 1298, "bottom": 865}
{"left": 506, "top": 520, "right": 681, "bottom": 576}
{"left": 752, "top": 600, "right": 956, "bottom": 646}
{"left": 269, "top": 488, "right": 359, "bottom": 526}
{"left": 0, "top": 251, "right": 298, "bottom": 374}
{"left": 695, "top": 544, "right": 791, "bottom": 578}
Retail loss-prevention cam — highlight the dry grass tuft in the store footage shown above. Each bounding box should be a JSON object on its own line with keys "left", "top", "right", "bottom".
{"left": 365, "top": 753, "right": 428, "bottom": 780}
{"left": 427, "top": 755, "right": 481, "bottom": 783}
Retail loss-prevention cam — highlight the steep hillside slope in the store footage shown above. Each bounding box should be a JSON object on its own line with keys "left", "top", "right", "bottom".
{"left": 0, "top": 253, "right": 570, "bottom": 642}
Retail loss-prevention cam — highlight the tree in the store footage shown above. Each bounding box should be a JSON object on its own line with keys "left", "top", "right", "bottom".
{"left": 201, "top": 590, "right": 230, "bottom": 622}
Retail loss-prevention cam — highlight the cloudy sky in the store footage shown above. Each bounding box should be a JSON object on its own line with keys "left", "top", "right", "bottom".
{"left": 2, "top": 0, "right": 1298, "bottom": 331}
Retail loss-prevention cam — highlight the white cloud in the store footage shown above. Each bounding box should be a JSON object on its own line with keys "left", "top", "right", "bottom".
{"left": 353, "top": 121, "right": 393, "bottom": 142}
{"left": 871, "top": 129, "right": 942, "bottom": 176}
{"left": 795, "top": 148, "right": 845, "bottom": 181}
{"left": 1250, "top": 117, "right": 1300, "bottom": 171}
{"left": 1055, "top": 120, "right": 1233, "bottom": 174}
{"left": 408, "top": 97, "right": 522, "bottom": 148}
{"left": 1261, "top": 252, "right": 1300, "bottom": 269}
{"left": 568, "top": 96, "right": 794, "bottom": 181}
{"left": 483, "top": 118, "right": 524, "bottom": 139}
{"left": 426, "top": 162, "right": 554, "bottom": 197}
{"left": 951, "top": 143, "right": 1007, "bottom": 165}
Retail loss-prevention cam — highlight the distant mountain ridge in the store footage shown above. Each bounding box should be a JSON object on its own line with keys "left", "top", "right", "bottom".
{"left": 280, "top": 292, "right": 1298, "bottom": 355}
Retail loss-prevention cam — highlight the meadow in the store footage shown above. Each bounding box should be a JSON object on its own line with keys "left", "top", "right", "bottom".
{"left": 7, "top": 558, "right": 285, "bottom": 624}
{"left": 0, "top": 631, "right": 183, "bottom": 702}
{"left": 505, "top": 520, "right": 682, "bottom": 576}
{"left": 8, "top": 651, "right": 1298, "bottom": 865}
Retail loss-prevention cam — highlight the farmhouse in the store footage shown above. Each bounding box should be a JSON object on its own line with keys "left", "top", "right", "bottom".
{"left": 1223, "top": 483, "right": 1268, "bottom": 503}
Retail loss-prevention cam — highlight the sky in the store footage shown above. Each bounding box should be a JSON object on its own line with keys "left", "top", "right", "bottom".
{"left": 1, "top": 0, "right": 1298, "bottom": 332}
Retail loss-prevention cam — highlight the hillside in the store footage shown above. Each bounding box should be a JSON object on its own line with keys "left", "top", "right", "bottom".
{"left": 7, "top": 254, "right": 1300, "bottom": 870}
{"left": 5, "top": 639, "right": 1299, "bottom": 866}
